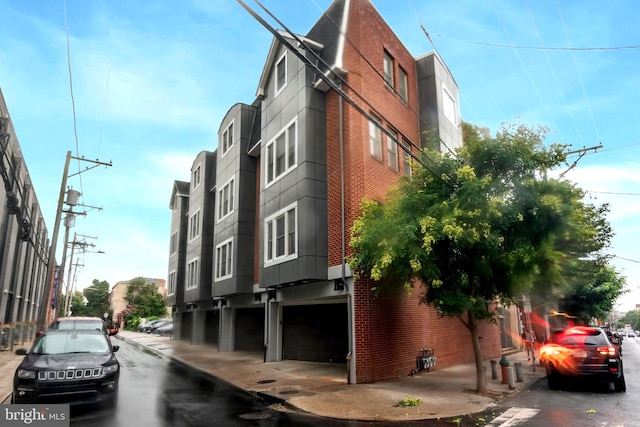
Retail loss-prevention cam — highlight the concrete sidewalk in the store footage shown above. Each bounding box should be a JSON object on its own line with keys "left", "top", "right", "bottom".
{"left": 0, "top": 331, "right": 546, "bottom": 421}
{"left": 114, "top": 330, "right": 546, "bottom": 422}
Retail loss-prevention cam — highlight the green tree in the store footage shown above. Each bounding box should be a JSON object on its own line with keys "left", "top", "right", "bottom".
{"left": 348, "top": 122, "right": 614, "bottom": 394}
{"left": 560, "top": 261, "right": 626, "bottom": 325}
{"left": 619, "top": 310, "right": 640, "bottom": 331}
{"left": 83, "top": 279, "right": 111, "bottom": 319}
{"left": 69, "top": 290, "right": 91, "bottom": 317}
{"left": 125, "top": 277, "right": 167, "bottom": 319}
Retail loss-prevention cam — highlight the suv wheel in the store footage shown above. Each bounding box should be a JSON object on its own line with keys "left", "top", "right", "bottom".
{"left": 614, "top": 374, "right": 626, "bottom": 392}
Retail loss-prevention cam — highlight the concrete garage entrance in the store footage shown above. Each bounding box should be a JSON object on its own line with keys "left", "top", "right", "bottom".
{"left": 235, "top": 307, "right": 264, "bottom": 351}
{"left": 204, "top": 310, "right": 219, "bottom": 345}
{"left": 282, "top": 303, "right": 347, "bottom": 363}
{"left": 181, "top": 311, "right": 193, "bottom": 342}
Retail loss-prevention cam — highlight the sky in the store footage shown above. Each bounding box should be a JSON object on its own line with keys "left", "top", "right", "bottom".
{"left": 0, "top": 0, "right": 639, "bottom": 312}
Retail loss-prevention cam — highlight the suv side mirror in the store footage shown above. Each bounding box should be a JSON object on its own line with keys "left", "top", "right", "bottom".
{"left": 15, "top": 348, "right": 28, "bottom": 356}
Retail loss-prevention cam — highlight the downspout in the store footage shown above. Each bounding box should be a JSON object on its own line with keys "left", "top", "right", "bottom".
{"left": 339, "top": 83, "right": 354, "bottom": 384}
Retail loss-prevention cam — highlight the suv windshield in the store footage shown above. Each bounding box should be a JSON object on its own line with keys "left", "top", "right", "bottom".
{"left": 32, "top": 333, "right": 110, "bottom": 355}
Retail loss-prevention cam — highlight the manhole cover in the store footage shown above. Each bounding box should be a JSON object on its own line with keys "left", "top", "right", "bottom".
{"left": 279, "top": 390, "right": 300, "bottom": 395}
{"left": 257, "top": 379, "right": 276, "bottom": 384}
{"left": 239, "top": 412, "right": 272, "bottom": 420}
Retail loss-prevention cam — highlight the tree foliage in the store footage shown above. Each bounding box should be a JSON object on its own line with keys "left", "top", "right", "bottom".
{"left": 560, "top": 260, "right": 626, "bottom": 325}
{"left": 125, "top": 277, "right": 167, "bottom": 319}
{"left": 619, "top": 310, "right": 640, "bottom": 331}
{"left": 69, "top": 290, "right": 91, "bottom": 317}
{"left": 82, "top": 279, "right": 111, "bottom": 319}
{"left": 348, "top": 122, "right": 615, "bottom": 394}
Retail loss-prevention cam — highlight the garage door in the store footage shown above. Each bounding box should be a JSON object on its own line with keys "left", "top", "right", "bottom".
{"left": 282, "top": 304, "right": 347, "bottom": 363}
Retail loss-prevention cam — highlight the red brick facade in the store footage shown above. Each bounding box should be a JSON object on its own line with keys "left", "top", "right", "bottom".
{"left": 326, "top": 0, "right": 501, "bottom": 383}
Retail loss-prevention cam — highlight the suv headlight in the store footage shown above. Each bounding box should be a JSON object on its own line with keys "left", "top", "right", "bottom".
{"left": 17, "top": 369, "right": 36, "bottom": 379}
{"left": 102, "top": 364, "right": 119, "bottom": 374}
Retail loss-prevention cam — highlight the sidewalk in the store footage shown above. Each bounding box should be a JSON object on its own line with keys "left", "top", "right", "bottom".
{"left": 0, "top": 331, "right": 546, "bottom": 421}
{"left": 115, "top": 331, "right": 546, "bottom": 422}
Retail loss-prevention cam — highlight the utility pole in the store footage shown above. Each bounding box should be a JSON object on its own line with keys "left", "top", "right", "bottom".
{"left": 559, "top": 144, "right": 603, "bottom": 178}
{"left": 36, "top": 151, "right": 112, "bottom": 333}
{"left": 63, "top": 233, "right": 98, "bottom": 316}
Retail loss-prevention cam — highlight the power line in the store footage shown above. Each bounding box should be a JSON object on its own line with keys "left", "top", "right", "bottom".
{"left": 308, "top": 0, "right": 460, "bottom": 161}
{"left": 431, "top": 35, "right": 640, "bottom": 51}
{"left": 241, "top": 0, "right": 454, "bottom": 187}
{"left": 63, "top": 0, "right": 84, "bottom": 200}
{"left": 555, "top": 0, "right": 601, "bottom": 144}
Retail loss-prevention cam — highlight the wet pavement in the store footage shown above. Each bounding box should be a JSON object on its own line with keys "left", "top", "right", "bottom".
{"left": 0, "top": 330, "right": 546, "bottom": 422}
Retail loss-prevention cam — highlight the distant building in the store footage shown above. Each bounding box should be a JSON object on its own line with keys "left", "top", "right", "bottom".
{"left": 167, "top": 0, "right": 501, "bottom": 384}
{"left": 109, "top": 278, "right": 169, "bottom": 327}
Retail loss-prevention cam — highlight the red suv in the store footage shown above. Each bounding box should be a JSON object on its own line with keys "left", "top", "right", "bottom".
{"left": 540, "top": 326, "right": 625, "bottom": 392}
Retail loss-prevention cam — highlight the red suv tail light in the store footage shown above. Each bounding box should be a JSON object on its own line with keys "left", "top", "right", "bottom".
{"left": 596, "top": 346, "right": 616, "bottom": 356}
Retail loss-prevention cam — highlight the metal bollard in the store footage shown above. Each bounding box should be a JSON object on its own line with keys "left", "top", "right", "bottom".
{"left": 500, "top": 356, "right": 510, "bottom": 384}
{"left": 507, "top": 366, "right": 516, "bottom": 390}
{"left": 514, "top": 362, "right": 523, "bottom": 382}
{"left": 490, "top": 360, "right": 498, "bottom": 380}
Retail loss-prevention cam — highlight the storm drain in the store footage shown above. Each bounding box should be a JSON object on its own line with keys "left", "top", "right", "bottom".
{"left": 279, "top": 390, "right": 300, "bottom": 395}
{"left": 257, "top": 379, "right": 276, "bottom": 384}
{"left": 239, "top": 412, "right": 272, "bottom": 420}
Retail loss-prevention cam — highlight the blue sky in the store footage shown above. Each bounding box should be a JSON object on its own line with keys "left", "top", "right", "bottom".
{"left": 1, "top": 0, "right": 639, "bottom": 313}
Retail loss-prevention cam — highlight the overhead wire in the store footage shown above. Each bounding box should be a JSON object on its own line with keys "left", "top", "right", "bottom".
{"left": 555, "top": 0, "right": 601, "bottom": 144}
{"left": 308, "top": 0, "right": 460, "bottom": 161}
{"left": 430, "top": 35, "right": 640, "bottom": 51}
{"left": 63, "top": 0, "right": 84, "bottom": 199}
{"left": 524, "top": 0, "right": 583, "bottom": 147}
{"left": 244, "top": 0, "right": 455, "bottom": 187}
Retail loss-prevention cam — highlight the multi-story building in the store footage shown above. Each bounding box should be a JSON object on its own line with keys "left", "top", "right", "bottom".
{"left": 0, "top": 88, "right": 50, "bottom": 327}
{"left": 167, "top": 0, "right": 501, "bottom": 383}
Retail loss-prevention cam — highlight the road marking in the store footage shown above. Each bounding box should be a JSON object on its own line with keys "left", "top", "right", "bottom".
{"left": 486, "top": 407, "right": 541, "bottom": 426}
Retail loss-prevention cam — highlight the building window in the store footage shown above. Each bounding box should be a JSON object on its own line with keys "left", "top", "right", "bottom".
{"left": 265, "top": 203, "right": 297, "bottom": 265}
{"left": 186, "top": 258, "right": 199, "bottom": 290}
{"left": 387, "top": 127, "right": 398, "bottom": 171}
{"left": 217, "top": 176, "right": 235, "bottom": 221}
{"left": 398, "top": 67, "right": 408, "bottom": 102}
{"left": 221, "top": 121, "right": 234, "bottom": 156}
{"left": 215, "top": 238, "right": 233, "bottom": 281}
{"left": 170, "top": 232, "right": 178, "bottom": 255}
{"left": 383, "top": 51, "right": 394, "bottom": 87}
{"left": 369, "top": 117, "right": 383, "bottom": 161}
{"left": 189, "top": 210, "right": 200, "bottom": 240}
{"left": 401, "top": 138, "right": 412, "bottom": 177}
{"left": 192, "top": 165, "right": 201, "bottom": 190}
{"left": 168, "top": 271, "right": 176, "bottom": 295}
{"left": 266, "top": 118, "right": 297, "bottom": 185}
{"left": 275, "top": 52, "right": 287, "bottom": 95}
{"left": 442, "top": 84, "right": 457, "bottom": 125}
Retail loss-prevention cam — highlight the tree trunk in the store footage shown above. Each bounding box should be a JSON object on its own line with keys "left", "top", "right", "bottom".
{"left": 467, "top": 311, "right": 487, "bottom": 394}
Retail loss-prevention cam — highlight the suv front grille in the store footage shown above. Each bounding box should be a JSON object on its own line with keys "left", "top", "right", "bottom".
{"left": 38, "top": 368, "right": 102, "bottom": 381}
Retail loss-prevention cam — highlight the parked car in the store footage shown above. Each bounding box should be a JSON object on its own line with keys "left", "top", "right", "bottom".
{"left": 154, "top": 322, "right": 173, "bottom": 337}
{"left": 12, "top": 330, "right": 120, "bottom": 408}
{"left": 540, "top": 326, "right": 625, "bottom": 392}
{"left": 137, "top": 319, "right": 165, "bottom": 333}
{"left": 147, "top": 320, "right": 171, "bottom": 334}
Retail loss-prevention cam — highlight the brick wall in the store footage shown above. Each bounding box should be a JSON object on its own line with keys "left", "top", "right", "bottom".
{"left": 325, "top": 0, "right": 501, "bottom": 383}
{"left": 354, "top": 278, "right": 501, "bottom": 383}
